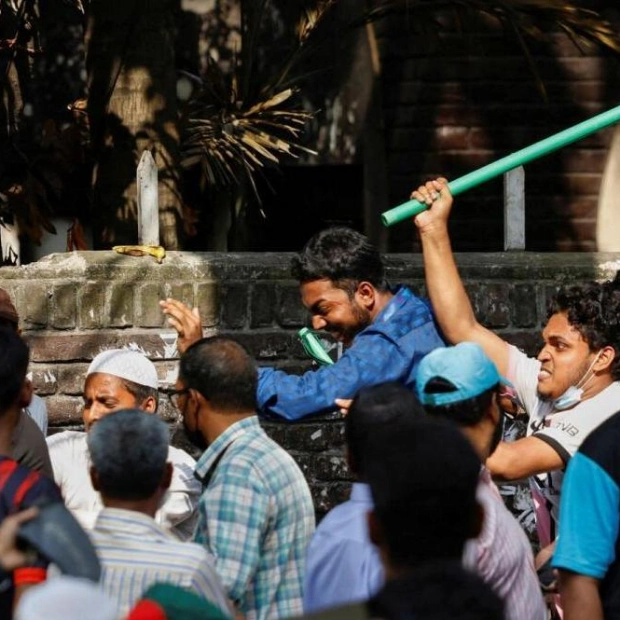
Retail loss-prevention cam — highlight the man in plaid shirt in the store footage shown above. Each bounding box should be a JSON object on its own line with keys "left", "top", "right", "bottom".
{"left": 172, "top": 336, "right": 315, "bottom": 620}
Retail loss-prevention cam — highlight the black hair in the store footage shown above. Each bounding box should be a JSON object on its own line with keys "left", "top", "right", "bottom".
{"left": 0, "top": 317, "right": 18, "bottom": 331}
{"left": 121, "top": 379, "right": 159, "bottom": 411}
{"left": 346, "top": 382, "right": 424, "bottom": 477}
{"left": 180, "top": 336, "right": 257, "bottom": 413}
{"left": 548, "top": 280, "right": 620, "bottom": 380}
{"left": 366, "top": 416, "right": 481, "bottom": 568}
{"left": 423, "top": 377, "right": 498, "bottom": 427}
{"left": 290, "top": 227, "right": 388, "bottom": 295}
{"left": 0, "top": 327, "right": 29, "bottom": 415}
{"left": 369, "top": 560, "right": 505, "bottom": 620}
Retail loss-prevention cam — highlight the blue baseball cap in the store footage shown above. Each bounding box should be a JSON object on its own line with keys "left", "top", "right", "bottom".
{"left": 416, "top": 342, "right": 512, "bottom": 407}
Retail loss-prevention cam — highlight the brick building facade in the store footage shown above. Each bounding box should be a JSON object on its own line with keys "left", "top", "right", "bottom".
{"left": 374, "top": 13, "right": 620, "bottom": 252}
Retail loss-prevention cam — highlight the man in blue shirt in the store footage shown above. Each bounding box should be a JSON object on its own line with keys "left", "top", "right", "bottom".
{"left": 161, "top": 227, "right": 444, "bottom": 420}
{"left": 553, "top": 410, "right": 620, "bottom": 620}
{"left": 304, "top": 382, "right": 424, "bottom": 612}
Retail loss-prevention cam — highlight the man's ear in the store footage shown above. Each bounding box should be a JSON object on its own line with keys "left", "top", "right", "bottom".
{"left": 161, "top": 462, "right": 173, "bottom": 490}
{"left": 89, "top": 466, "right": 101, "bottom": 492}
{"left": 140, "top": 395, "right": 157, "bottom": 414}
{"left": 595, "top": 346, "right": 616, "bottom": 374}
{"left": 18, "top": 380, "right": 33, "bottom": 409}
{"left": 487, "top": 397, "right": 501, "bottom": 426}
{"left": 355, "top": 282, "right": 376, "bottom": 309}
{"left": 186, "top": 388, "right": 205, "bottom": 428}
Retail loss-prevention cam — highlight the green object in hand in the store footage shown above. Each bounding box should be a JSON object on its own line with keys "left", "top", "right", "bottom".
{"left": 299, "top": 327, "right": 334, "bottom": 366}
{"left": 381, "top": 103, "right": 620, "bottom": 226}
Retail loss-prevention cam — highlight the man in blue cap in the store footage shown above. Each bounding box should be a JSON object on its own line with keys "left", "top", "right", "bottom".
{"left": 416, "top": 342, "right": 546, "bottom": 620}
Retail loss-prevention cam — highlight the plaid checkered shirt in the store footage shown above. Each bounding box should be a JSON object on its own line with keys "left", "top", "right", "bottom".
{"left": 193, "top": 416, "right": 315, "bottom": 620}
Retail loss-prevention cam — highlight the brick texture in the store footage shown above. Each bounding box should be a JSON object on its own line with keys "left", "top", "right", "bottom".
{"left": 376, "top": 16, "right": 619, "bottom": 253}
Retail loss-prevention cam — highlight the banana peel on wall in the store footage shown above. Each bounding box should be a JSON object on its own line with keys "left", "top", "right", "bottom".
{"left": 112, "top": 245, "right": 166, "bottom": 264}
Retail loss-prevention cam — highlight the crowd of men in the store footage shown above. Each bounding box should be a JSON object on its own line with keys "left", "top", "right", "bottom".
{"left": 0, "top": 177, "right": 618, "bottom": 619}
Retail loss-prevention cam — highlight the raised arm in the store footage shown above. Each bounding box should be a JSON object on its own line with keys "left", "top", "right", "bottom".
{"left": 160, "top": 298, "right": 203, "bottom": 354}
{"left": 412, "top": 178, "right": 510, "bottom": 377}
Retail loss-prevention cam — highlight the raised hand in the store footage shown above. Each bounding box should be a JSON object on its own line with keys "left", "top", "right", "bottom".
{"left": 159, "top": 298, "right": 203, "bottom": 355}
{"left": 410, "top": 177, "right": 453, "bottom": 233}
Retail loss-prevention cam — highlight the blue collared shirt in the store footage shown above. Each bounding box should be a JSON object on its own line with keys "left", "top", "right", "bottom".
{"left": 193, "top": 416, "right": 315, "bottom": 620}
{"left": 257, "top": 286, "right": 444, "bottom": 420}
{"left": 303, "top": 483, "right": 384, "bottom": 613}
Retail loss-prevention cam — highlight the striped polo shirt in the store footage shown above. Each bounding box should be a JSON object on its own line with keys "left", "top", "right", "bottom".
{"left": 90, "top": 507, "right": 231, "bottom": 617}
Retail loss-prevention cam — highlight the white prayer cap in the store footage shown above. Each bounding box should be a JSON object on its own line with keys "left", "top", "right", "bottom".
{"left": 87, "top": 349, "right": 159, "bottom": 389}
{"left": 15, "top": 576, "right": 118, "bottom": 620}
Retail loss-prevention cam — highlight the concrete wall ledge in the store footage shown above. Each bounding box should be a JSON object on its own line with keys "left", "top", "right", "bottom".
{"left": 2, "top": 251, "right": 620, "bottom": 281}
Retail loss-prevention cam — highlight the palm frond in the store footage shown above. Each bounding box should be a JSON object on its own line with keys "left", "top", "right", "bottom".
{"left": 180, "top": 62, "right": 316, "bottom": 201}
{"left": 179, "top": 1, "right": 333, "bottom": 204}
{"left": 363, "top": 0, "right": 620, "bottom": 53}
{"left": 357, "top": 0, "right": 620, "bottom": 101}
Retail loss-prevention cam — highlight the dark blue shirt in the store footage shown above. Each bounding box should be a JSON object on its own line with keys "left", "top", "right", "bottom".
{"left": 257, "top": 286, "right": 444, "bottom": 420}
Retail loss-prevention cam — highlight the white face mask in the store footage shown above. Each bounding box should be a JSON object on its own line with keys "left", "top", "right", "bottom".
{"left": 553, "top": 351, "right": 602, "bottom": 411}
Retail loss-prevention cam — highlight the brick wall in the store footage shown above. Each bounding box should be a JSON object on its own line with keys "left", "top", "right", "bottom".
{"left": 2, "top": 250, "right": 620, "bottom": 518}
{"left": 376, "top": 13, "right": 620, "bottom": 252}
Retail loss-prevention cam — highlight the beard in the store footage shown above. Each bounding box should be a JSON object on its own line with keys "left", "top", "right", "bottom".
{"left": 334, "top": 303, "right": 372, "bottom": 346}
{"left": 183, "top": 418, "right": 208, "bottom": 452}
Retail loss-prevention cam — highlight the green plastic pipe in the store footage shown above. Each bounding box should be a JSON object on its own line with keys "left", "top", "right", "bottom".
{"left": 381, "top": 104, "right": 620, "bottom": 227}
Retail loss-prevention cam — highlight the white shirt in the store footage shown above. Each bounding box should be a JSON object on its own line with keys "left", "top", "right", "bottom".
{"left": 508, "top": 344, "right": 620, "bottom": 522}
{"left": 47, "top": 431, "right": 201, "bottom": 540}
{"left": 25, "top": 394, "right": 48, "bottom": 436}
{"left": 91, "top": 507, "right": 230, "bottom": 617}
{"left": 463, "top": 468, "right": 546, "bottom": 620}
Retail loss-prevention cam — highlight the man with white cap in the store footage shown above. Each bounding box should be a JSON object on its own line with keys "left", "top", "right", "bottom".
{"left": 47, "top": 348, "right": 201, "bottom": 540}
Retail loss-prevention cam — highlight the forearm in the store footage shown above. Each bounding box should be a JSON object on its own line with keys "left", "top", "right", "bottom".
{"left": 486, "top": 437, "right": 564, "bottom": 481}
{"left": 559, "top": 572, "right": 603, "bottom": 620}
{"left": 486, "top": 443, "right": 529, "bottom": 482}
{"left": 419, "top": 226, "right": 478, "bottom": 344}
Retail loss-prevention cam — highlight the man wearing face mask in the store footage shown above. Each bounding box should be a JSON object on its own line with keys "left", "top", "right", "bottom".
{"left": 416, "top": 342, "right": 546, "bottom": 620}
{"left": 411, "top": 178, "right": 620, "bottom": 554}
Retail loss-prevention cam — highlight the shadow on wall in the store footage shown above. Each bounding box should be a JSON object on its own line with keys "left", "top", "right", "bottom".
{"left": 376, "top": 9, "right": 608, "bottom": 252}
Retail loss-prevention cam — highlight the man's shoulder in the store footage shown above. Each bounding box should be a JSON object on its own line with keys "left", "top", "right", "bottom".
{"left": 0, "top": 456, "right": 61, "bottom": 513}
{"left": 578, "top": 405, "right": 620, "bottom": 466}
{"left": 46, "top": 430, "right": 85, "bottom": 449}
{"left": 167, "top": 444, "right": 197, "bottom": 465}
{"left": 313, "top": 499, "right": 366, "bottom": 540}
{"left": 167, "top": 444, "right": 198, "bottom": 479}
{"left": 93, "top": 517, "right": 213, "bottom": 566}
{"left": 46, "top": 431, "right": 87, "bottom": 469}
{"left": 214, "top": 431, "right": 311, "bottom": 503}
{"left": 224, "top": 429, "right": 301, "bottom": 477}
{"left": 550, "top": 382, "right": 620, "bottom": 433}
{"left": 371, "top": 286, "right": 434, "bottom": 331}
